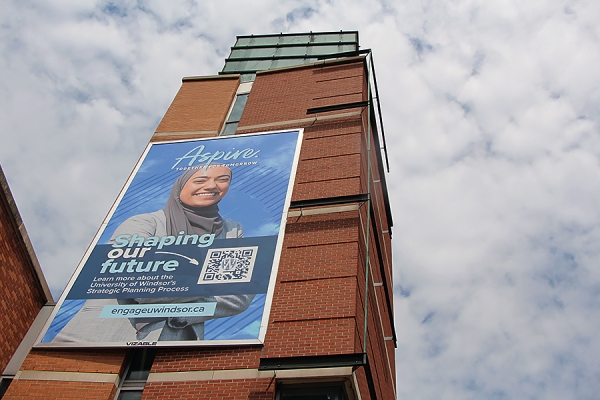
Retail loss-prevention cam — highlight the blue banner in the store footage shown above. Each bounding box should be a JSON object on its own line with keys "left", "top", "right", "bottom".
{"left": 37, "top": 130, "right": 302, "bottom": 347}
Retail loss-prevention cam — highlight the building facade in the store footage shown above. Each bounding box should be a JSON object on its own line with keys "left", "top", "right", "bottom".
{"left": 0, "top": 166, "right": 53, "bottom": 396}
{"left": 2, "top": 32, "right": 395, "bottom": 399}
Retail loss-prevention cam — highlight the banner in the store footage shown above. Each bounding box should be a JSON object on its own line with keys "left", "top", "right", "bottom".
{"left": 36, "top": 129, "right": 302, "bottom": 347}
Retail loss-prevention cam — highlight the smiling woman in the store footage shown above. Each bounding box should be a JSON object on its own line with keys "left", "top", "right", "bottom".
{"left": 114, "top": 164, "right": 242, "bottom": 241}
{"left": 178, "top": 166, "right": 232, "bottom": 208}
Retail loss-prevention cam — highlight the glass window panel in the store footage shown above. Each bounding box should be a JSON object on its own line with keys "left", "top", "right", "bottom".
{"left": 222, "top": 122, "right": 238, "bottom": 136}
{"left": 229, "top": 49, "right": 249, "bottom": 58}
{"left": 234, "top": 60, "right": 251, "bottom": 71}
{"left": 125, "top": 349, "right": 156, "bottom": 381}
{"left": 271, "top": 58, "right": 307, "bottom": 69}
{"left": 279, "top": 35, "right": 311, "bottom": 45}
{"left": 231, "top": 48, "right": 279, "bottom": 59}
{"left": 235, "top": 36, "right": 278, "bottom": 46}
{"left": 311, "top": 33, "right": 344, "bottom": 43}
{"left": 307, "top": 45, "right": 342, "bottom": 55}
{"left": 222, "top": 61, "right": 242, "bottom": 72}
{"left": 250, "top": 36, "right": 281, "bottom": 46}
{"left": 257, "top": 47, "right": 279, "bottom": 57}
{"left": 0, "top": 378, "right": 12, "bottom": 397}
{"left": 241, "top": 59, "right": 273, "bottom": 71}
{"left": 270, "top": 58, "right": 284, "bottom": 69}
{"left": 235, "top": 37, "right": 252, "bottom": 46}
{"left": 279, "top": 385, "right": 346, "bottom": 400}
{"left": 117, "top": 391, "right": 143, "bottom": 400}
{"left": 339, "top": 44, "right": 357, "bottom": 52}
{"left": 227, "top": 94, "right": 248, "bottom": 123}
{"left": 341, "top": 33, "right": 358, "bottom": 42}
{"left": 310, "top": 33, "right": 358, "bottom": 44}
{"left": 252, "top": 48, "right": 279, "bottom": 58}
{"left": 240, "top": 73, "right": 256, "bottom": 83}
{"left": 223, "top": 61, "right": 244, "bottom": 72}
{"left": 278, "top": 46, "right": 309, "bottom": 56}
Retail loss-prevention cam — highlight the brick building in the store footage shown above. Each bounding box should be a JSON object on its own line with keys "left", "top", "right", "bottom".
{"left": 2, "top": 32, "right": 395, "bottom": 399}
{"left": 0, "top": 166, "right": 53, "bottom": 396}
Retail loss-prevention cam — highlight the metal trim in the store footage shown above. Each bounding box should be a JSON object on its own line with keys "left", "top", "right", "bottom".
{"left": 259, "top": 353, "right": 367, "bottom": 371}
{"left": 234, "top": 31, "right": 358, "bottom": 40}
{"left": 182, "top": 74, "right": 240, "bottom": 82}
{"left": 230, "top": 42, "right": 358, "bottom": 50}
{"left": 289, "top": 194, "right": 368, "bottom": 209}
{"left": 316, "top": 49, "right": 371, "bottom": 60}
{"left": 306, "top": 101, "right": 369, "bottom": 115}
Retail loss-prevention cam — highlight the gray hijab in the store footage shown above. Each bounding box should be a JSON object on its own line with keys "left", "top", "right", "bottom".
{"left": 163, "top": 168, "right": 227, "bottom": 237}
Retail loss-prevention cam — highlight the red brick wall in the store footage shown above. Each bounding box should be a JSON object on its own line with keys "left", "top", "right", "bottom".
{"left": 353, "top": 200, "right": 396, "bottom": 399}
{"left": 237, "top": 60, "right": 395, "bottom": 398}
{"left": 261, "top": 210, "right": 361, "bottom": 359}
{"left": 5, "top": 380, "right": 117, "bottom": 400}
{"left": 238, "top": 61, "right": 365, "bottom": 127}
{"left": 143, "top": 378, "right": 275, "bottom": 400}
{"left": 20, "top": 349, "right": 126, "bottom": 374}
{"left": 152, "top": 347, "right": 262, "bottom": 373}
{"left": 153, "top": 76, "right": 239, "bottom": 140}
{"left": 3, "top": 349, "right": 127, "bottom": 400}
{"left": 0, "top": 187, "right": 46, "bottom": 373}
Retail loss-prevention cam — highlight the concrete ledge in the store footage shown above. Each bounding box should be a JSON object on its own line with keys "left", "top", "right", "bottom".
{"left": 237, "top": 111, "right": 361, "bottom": 132}
{"left": 287, "top": 204, "right": 359, "bottom": 218}
{"left": 147, "top": 366, "right": 353, "bottom": 383}
{"left": 239, "top": 117, "right": 315, "bottom": 131}
{"left": 275, "top": 366, "right": 353, "bottom": 379}
{"left": 147, "top": 369, "right": 270, "bottom": 383}
{"left": 314, "top": 111, "right": 362, "bottom": 121}
{"left": 15, "top": 370, "right": 119, "bottom": 385}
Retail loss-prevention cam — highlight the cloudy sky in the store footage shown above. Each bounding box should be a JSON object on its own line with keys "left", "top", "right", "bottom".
{"left": 2, "top": 0, "right": 600, "bottom": 398}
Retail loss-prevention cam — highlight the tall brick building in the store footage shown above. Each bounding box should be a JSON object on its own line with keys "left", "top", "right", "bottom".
{"left": 2, "top": 32, "right": 395, "bottom": 399}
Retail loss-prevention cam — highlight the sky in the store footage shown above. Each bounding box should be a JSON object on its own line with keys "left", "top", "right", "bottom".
{"left": 1, "top": 0, "right": 600, "bottom": 398}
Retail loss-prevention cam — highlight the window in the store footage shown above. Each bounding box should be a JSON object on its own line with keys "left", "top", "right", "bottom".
{"left": 277, "top": 384, "right": 348, "bottom": 400}
{"left": 221, "top": 79, "right": 254, "bottom": 136}
{"left": 0, "top": 377, "right": 12, "bottom": 399}
{"left": 221, "top": 93, "right": 249, "bottom": 135}
{"left": 115, "top": 348, "right": 157, "bottom": 400}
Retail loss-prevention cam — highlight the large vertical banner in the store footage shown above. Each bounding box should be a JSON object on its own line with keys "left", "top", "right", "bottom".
{"left": 36, "top": 130, "right": 302, "bottom": 347}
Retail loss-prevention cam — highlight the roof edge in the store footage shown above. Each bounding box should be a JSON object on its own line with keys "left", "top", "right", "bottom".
{"left": 0, "top": 165, "right": 53, "bottom": 303}
{"left": 235, "top": 30, "right": 359, "bottom": 39}
{"left": 182, "top": 74, "right": 240, "bottom": 82}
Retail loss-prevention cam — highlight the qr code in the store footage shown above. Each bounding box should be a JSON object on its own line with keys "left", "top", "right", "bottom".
{"left": 197, "top": 246, "right": 258, "bottom": 284}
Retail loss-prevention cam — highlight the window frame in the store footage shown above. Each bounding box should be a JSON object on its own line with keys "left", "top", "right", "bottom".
{"left": 275, "top": 382, "right": 350, "bottom": 400}
{"left": 114, "top": 348, "right": 157, "bottom": 400}
{"left": 220, "top": 81, "right": 253, "bottom": 136}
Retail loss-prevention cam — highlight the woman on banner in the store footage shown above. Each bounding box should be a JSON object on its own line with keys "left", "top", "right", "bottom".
{"left": 112, "top": 164, "right": 243, "bottom": 241}
{"left": 54, "top": 165, "right": 254, "bottom": 343}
